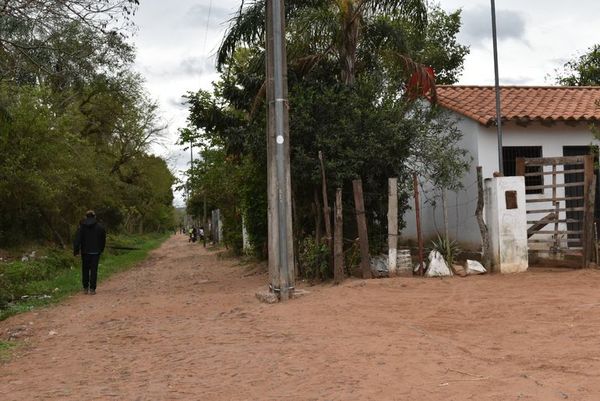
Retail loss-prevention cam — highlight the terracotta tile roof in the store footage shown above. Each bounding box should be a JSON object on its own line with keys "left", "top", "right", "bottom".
{"left": 436, "top": 85, "right": 600, "bottom": 126}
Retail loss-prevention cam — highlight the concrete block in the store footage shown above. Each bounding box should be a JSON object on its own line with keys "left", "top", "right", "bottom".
{"left": 485, "top": 177, "right": 529, "bottom": 273}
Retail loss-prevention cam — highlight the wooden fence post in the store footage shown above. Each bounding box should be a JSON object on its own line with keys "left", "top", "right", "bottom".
{"left": 388, "top": 178, "right": 398, "bottom": 277}
{"left": 318, "top": 151, "right": 332, "bottom": 250}
{"left": 587, "top": 178, "right": 596, "bottom": 267}
{"left": 583, "top": 155, "right": 595, "bottom": 268}
{"left": 314, "top": 187, "right": 322, "bottom": 246}
{"left": 413, "top": 173, "right": 424, "bottom": 276}
{"left": 334, "top": 188, "right": 344, "bottom": 284}
{"left": 353, "top": 179, "right": 371, "bottom": 279}
{"left": 516, "top": 157, "right": 525, "bottom": 177}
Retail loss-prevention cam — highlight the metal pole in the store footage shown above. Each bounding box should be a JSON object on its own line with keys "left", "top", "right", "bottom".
{"left": 267, "top": 0, "right": 294, "bottom": 300}
{"left": 490, "top": 0, "right": 503, "bottom": 175}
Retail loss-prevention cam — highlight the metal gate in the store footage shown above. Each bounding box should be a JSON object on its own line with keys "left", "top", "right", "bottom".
{"left": 517, "top": 155, "right": 596, "bottom": 267}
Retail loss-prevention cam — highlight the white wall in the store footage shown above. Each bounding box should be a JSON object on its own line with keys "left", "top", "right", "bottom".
{"left": 478, "top": 122, "right": 600, "bottom": 175}
{"left": 402, "top": 117, "right": 599, "bottom": 250}
{"left": 402, "top": 112, "right": 483, "bottom": 248}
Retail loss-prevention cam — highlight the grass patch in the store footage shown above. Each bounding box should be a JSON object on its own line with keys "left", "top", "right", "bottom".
{"left": 0, "top": 340, "right": 16, "bottom": 362}
{"left": 0, "top": 233, "right": 169, "bottom": 321}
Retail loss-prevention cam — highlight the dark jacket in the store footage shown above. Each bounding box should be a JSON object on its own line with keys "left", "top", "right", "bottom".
{"left": 73, "top": 217, "right": 106, "bottom": 255}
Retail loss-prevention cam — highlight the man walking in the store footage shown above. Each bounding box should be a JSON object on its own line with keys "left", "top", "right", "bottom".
{"left": 73, "top": 210, "right": 106, "bottom": 295}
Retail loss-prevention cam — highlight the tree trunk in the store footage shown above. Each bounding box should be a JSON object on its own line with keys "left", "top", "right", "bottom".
{"left": 38, "top": 208, "right": 66, "bottom": 249}
{"left": 340, "top": 1, "right": 359, "bottom": 86}
{"left": 476, "top": 166, "right": 491, "bottom": 269}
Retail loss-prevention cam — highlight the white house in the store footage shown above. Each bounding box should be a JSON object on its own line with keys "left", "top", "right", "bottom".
{"left": 402, "top": 85, "right": 600, "bottom": 250}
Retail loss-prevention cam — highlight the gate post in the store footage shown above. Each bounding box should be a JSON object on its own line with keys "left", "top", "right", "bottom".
{"left": 485, "top": 176, "right": 529, "bottom": 273}
{"left": 583, "top": 155, "right": 596, "bottom": 268}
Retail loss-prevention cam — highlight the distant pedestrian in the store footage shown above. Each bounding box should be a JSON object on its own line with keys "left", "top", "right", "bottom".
{"left": 73, "top": 210, "right": 106, "bottom": 295}
{"left": 199, "top": 226, "right": 205, "bottom": 247}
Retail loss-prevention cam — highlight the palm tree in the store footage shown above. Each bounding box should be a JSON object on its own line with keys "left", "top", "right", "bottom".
{"left": 217, "top": 0, "right": 434, "bottom": 94}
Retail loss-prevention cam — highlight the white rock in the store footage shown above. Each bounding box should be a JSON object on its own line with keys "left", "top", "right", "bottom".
{"left": 425, "top": 251, "right": 453, "bottom": 277}
{"left": 465, "top": 260, "right": 487, "bottom": 275}
{"left": 369, "top": 254, "right": 389, "bottom": 278}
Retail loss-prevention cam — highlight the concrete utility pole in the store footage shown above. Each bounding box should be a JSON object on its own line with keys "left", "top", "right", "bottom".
{"left": 490, "top": 0, "right": 504, "bottom": 174}
{"left": 266, "top": 0, "right": 295, "bottom": 301}
{"left": 186, "top": 138, "right": 194, "bottom": 228}
{"left": 189, "top": 139, "right": 194, "bottom": 193}
{"left": 388, "top": 178, "right": 398, "bottom": 277}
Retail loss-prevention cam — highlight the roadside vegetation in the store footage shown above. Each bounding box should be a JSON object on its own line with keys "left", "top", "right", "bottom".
{"left": 0, "top": 2, "right": 175, "bottom": 320}
{"left": 0, "top": 0, "right": 175, "bottom": 248}
{"left": 180, "top": 1, "right": 471, "bottom": 278}
{"left": 0, "top": 233, "right": 168, "bottom": 321}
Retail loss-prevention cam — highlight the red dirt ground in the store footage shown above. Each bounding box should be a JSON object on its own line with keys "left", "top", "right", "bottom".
{"left": 2, "top": 235, "right": 600, "bottom": 400}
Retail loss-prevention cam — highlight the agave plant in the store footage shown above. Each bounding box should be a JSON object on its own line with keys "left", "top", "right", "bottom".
{"left": 429, "top": 235, "right": 460, "bottom": 267}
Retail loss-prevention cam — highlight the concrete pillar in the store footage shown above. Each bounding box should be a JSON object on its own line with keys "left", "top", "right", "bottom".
{"left": 217, "top": 209, "right": 223, "bottom": 244}
{"left": 242, "top": 215, "right": 251, "bottom": 252}
{"left": 484, "top": 176, "right": 529, "bottom": 273}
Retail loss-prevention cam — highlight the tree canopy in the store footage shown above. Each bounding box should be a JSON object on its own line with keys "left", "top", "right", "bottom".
{"left": 181, "top": 2, "right": 470, "bottom": 275}
{"left": 554, "top": 44, "right": 600, "bottom": 86}
{"left": 0, "top": 0, "right": 175, "bottom": 246}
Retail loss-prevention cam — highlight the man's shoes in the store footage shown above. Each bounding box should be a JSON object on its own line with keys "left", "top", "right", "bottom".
{"left": 89, "top": 289, "right": 96, "bottom": 295}
{"left": 83, "top": 288, "right": 89, "bottom": 295}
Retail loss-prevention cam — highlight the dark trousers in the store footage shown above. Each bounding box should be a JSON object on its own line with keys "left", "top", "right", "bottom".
{"left": 81, "top": 253, "right": 100, "bottom": 290}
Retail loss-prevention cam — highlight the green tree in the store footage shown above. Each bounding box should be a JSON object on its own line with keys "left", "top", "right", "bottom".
{"left": 0, "top": 1, "right": 137, "bottom": 84}
{"left": 0, "top": 6, "right": 176, "bottom": 246}
{"left": 183, "top": 2, "right": 470, "bottom": 260}
{"left": 219, "top": 0, "right": 436, "bottom": 89}
{"left": 403, "top": 4, "right": 469, "bottom": 84}
{"left": 555, "top": 44, "right": 600, "bottom": 86}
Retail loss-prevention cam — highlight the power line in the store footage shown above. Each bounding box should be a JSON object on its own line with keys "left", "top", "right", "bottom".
{"left": 203, "top": 0, "right": 213, "bottom": 54}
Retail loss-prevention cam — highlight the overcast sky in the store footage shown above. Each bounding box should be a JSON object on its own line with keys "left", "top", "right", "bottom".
{"left": 132, "top": 0, "right": 600, "bottom": 205}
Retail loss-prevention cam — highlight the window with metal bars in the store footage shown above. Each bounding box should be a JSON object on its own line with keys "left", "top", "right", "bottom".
{"left": 502, "top": 146, "right": 543, "bottom": 194}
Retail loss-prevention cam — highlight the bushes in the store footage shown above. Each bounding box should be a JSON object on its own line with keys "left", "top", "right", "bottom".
{"left": 0, "top": 233, "right": 168, "bottom": 320}
{"left": 298, "top": 237, "right": 331, "bottom": 281}
{"left": 0, "top": 250, "right": 76, "bottom": 307}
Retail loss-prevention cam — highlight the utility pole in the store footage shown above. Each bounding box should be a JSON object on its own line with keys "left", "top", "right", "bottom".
{"left": 490, "top": 0, "right": 504, "bottom": 174}
{"left": 189, "top": 138, "right": 194, "bottom": 227}
{"left": 266, "top": 0, "right": 295, "bottom": 300}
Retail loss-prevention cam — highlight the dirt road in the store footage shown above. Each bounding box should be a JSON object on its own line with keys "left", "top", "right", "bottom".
{"left": 2, "top": 235, "right": 600, "bottom": 400}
